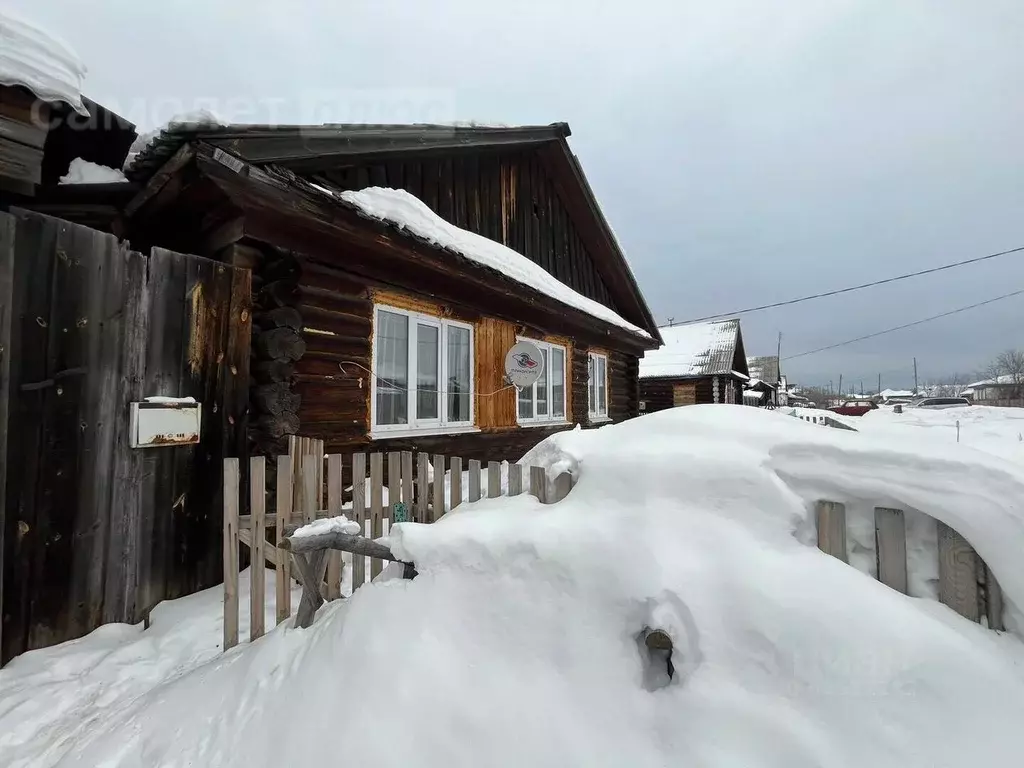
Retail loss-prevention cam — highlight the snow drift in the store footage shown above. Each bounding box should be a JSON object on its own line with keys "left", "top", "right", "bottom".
{"left": 0, "top": 10, "right": 87, "bottom": 115}
{"left": 4, "top": 406, "right": 1024, "bottom": 768}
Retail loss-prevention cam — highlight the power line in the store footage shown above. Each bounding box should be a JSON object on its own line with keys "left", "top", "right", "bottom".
{"left": 783, "top": 288, "right": 1024, "bottom": 361}
{"left": 674, "top": 244, "right": 1024, "bottom": 324}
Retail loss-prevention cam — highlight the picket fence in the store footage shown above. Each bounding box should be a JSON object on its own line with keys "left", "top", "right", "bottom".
{"left": 815, "top": 500, "right": 1003, "bottom": 630}
{"left": 222, "top": 440, "right": 573, "bottom": 651}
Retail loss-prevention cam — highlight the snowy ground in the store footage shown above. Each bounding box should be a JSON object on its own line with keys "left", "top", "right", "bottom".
{"left": 4, "top": 406, "right": 1024, "bottom": 767}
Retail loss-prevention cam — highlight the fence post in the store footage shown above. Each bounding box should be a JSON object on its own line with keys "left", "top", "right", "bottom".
{"left": 488, "top": 461, "right": 501, "bottom": 498}
{"left": 326, "top": 454, "right": 343, "bottom": 600}
{"left": 874, "top": 507, "right": 907, "bottom": 594}
{"left": 938, "top": 522, "right": 980, "bottom": 622}
{"left": 432, "top": 454, "right": 445, "bottom": 521}
{"left": 551, "top": 472, "right": 572, "bottom": 503}
{"left": 370, "top": 453, "right": 384, "bottom": 579}
{"left": 468, "top": 459, "right": 482, "bottom": 502}
{"left": 351, "top": 453, "right": 367, "bottom": 591}
{"left": 223, "top": 458, "right": 240, "bottom": 650}
{"left": 508, "top": 464, "right": 523, "bottom": 496}
{"left": 401, "top": 451, "right": 414, "bottom": 520}
{"left": 416, "top": 452, "right": 430, "bottom": 523}
{"left": 985, "top": 565, "right": 1004, "bottom": 631}
{"left": 450, "top": 457, "right": 463, "bottom": 510}
{"left": 815, "top": 500, "right": 848, "bottom": 563}
{"left": 249, "top": 456, "right": 266, "bottom": 641}
{"left": 530, "top": 466, "right": 547, "bottom": 504}
{"left": 276, "top": 455, "right": 293, "bottom": 624}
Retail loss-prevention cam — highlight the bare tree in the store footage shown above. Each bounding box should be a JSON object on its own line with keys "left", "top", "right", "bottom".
{"left": 985, "top": 349, "right": 1024, "bottom": 399}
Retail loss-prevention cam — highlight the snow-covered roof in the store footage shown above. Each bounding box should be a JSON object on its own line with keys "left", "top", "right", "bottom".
{"left": 966, "top": 375, "right": 1020, "bottom": 389}
{"left": 880, "top": 389, "right": 915, "bottom": 399}
{"left": 337, "top": 187, "right": 651, "bottom": 339}
{"left": 59, "top": 158, "right": 127, "bottom": 185}
{"left": 747, "top": 355, "right": 780, "bottom": 384}
{"left": 0, "top": 10, "right": 87, "bottom": 116}
{"left": 639, "top": 319, "right": 741, "bottom": 379}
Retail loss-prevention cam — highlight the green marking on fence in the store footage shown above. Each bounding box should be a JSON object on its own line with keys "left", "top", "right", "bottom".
{"left": 392, "top": 501, "right": 408, "bottom": 523}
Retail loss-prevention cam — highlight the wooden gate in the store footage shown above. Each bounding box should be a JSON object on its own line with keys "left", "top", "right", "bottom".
{"left": 0, "top": 209, "right": 251, "bottom": 664}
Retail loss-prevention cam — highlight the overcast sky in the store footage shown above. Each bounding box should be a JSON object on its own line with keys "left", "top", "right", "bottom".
{"left": 13, "top": 0, "right": 1024, "bottom": 390}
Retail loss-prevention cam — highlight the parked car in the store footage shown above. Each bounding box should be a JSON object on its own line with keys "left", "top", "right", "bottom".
{"left": 829, "top": 400, "right": 879, "bottom": 417}
{"left": 911, "top": 397, "right": 971, "bottom": 410}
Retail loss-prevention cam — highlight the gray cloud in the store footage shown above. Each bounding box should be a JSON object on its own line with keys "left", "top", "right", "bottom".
{"left": 13, "top": 0, "right": 1024, "bottom": 388}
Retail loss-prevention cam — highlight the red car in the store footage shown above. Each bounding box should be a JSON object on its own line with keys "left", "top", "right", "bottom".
{"left": 829, "top": 400, "right": 878, "bottom": 417}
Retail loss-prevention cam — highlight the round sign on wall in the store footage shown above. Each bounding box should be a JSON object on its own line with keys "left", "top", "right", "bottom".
{"left": 504, "top": 340, "right": 545, "bottom": 389}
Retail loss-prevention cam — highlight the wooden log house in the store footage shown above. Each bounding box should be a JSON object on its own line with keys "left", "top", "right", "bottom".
{"left": 639, "top": 319, "right": 749, "bottom": 413}
{"left": 110, "top": 122, "right": 662, "bottom": 469}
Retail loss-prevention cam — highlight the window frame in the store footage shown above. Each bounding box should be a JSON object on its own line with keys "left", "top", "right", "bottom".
{"left": 370, "top": 304, "right": 475, "bottom": 435}
{"left": 515, "top": 336, "right": 569, "bottom": 426}
{"left": 588, "top": 351, "right": 610, "bottom": 421}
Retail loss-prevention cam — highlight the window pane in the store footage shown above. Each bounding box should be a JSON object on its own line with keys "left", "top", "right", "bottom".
{"left": 518, "top": 384, "right": 533, "bottom": 419}
{"left": 536, "top": 348, "right": 549, "bottom": 417}
{"left": 416, "top": 324, "right": 439, "bottom": 420}
{"left": 552, "top": 348, "right": 565, "bottom": 418}
{"left": 376, "top": 311, "right": 409, "bottom": 425}
{"left": 597, "top": 357, "right": 607, "bottom": 415}
{"left": 588, "top": 356, "right": 596, "bottom": 412}
{"left": 446, "top": 325, "right": 472, "bottom": 422}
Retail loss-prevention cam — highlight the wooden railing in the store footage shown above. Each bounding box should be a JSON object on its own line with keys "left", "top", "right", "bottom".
{"left": 222, "top": 447, "right": 574, "bottom": 650}
{"left": 815, "top": 500, "right": 1003, "bottom": 630}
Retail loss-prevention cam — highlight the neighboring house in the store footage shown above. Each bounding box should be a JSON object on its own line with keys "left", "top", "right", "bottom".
{"left": 745, "top": 355, "right": 782, "bottom": 407}
{"left": 638, "top": 319, "right": 749, "bottom": 412}
{"left": 43, "top": 121, "right": 661, "bottom": 463}
{"left": 961, "top": 376, "right": 1024, "bottom": 407}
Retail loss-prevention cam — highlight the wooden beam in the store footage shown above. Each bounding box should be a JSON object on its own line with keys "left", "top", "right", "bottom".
{"left": 124, "top": 143, "right": 195, "bottom": 217}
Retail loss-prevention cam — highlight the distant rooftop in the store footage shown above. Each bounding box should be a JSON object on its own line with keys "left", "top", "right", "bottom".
{"left": 639, "top": 319, "right": 741, "bottom": 379}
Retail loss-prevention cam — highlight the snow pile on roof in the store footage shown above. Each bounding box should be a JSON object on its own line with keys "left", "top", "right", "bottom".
{"left": 292, "top": 515, "right": 362, "bottom": 539}
{"left": 6, "top": 406, "right": 1024, "bottom": 767}
{"left": 966, "top": 374, "right": 1020, "bottom": 388}
{"left": 0, "top": 10, "right": 87, "bottom": 115}
{"left": 879, "top": 388, "right": 915, "bottom": 399}
{"left": 639, "top": 319, "right": 739, "bottom": 379}
{"left": 338, "top": 187, "right": 651, "bottom": 339}
{"left": 59, "top": 158, "right": 127, "bottom": 185}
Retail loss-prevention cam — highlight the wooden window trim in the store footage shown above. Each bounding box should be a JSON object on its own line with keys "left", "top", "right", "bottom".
{"left": 515, "top": 336, "right": 569, "bottom": 427}
{"left": 588, "top": 351, "right": 610, "bottom": 421}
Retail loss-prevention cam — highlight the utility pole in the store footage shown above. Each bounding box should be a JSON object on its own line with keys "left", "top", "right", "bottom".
{"left": 877, "top": 373, "right": 882, "bottom": 395}
{"left": 777, "top": 332, "right": 782, "bottom": 362}
{"left": 666, "top": 317, "right": 675, "bottom": 327}
{"left": 860, "top": 379, "right": 864, "bottom": 396}
{"left": 913, "top": 357, "right": 919, "bottom": 394}
{"left": 838, "top": 374, "right": 843, "bottom": 398}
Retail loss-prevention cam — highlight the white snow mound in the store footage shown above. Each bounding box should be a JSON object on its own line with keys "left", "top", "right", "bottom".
{"left": 59, "top": 158, "right": 127, "bottom": 184}
{"left": 0, "top": 10, "right": 87, "bottom": 115}
{"left": 5, "top": 406, "right": 1024, "bottom": 768}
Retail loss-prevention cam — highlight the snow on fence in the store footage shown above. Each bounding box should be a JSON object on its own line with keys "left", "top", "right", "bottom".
{"left": 222, "top": 441, "right": 574, "bottom": 650}
{"left": 789, "top": 410, "right": 857, "bottom": 431}
{"left": 815, "top": 501, "right": 1004, "bottom": 630}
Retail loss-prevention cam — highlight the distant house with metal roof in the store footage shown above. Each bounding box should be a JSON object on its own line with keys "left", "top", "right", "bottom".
{"left": 638, "top": 319, "right": 749, "bottom": 412}
{"left": 745, "top": 355, "right": 782, "bottom": 407}
{"left": 960, "top": 375, "right": 1023, "bottom": 407}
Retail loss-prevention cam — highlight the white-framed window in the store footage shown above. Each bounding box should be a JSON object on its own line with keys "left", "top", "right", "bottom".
{"left": 588, "top": 352, "right": 609, "bottom": 420}
{"left": 371, "top": 304, "right": 474, "bottom": 433}
{"left": 516, "top": 338, "right": 567, "bottom": 424}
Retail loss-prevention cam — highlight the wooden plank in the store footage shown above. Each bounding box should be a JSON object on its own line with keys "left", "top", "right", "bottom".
{"left": 432, "top": 454, "right": 445, "bottom": 522}
{"left": 301, "top": 457, "right": 317, "bottom": 524}
{"left": 388, "top": 451, "right": 402, "bottom": 534}
{"left": 508, "top": 464, "right": 523, "bottom": 496}
{"left": 351, "top": 453, "right": 367, "bottom": 590}
{"left": 985, "top": 564, "right": 1004, "bottom": 631}
{"left": 874, "top": 507, "right": 908, "bottom": 595}
{"left": 249, "top": 456, "right": 266, "bottom": 640}
{"left": 938, "top": 522, "right": 980, "bottom": 623}
{"left": 530, "top": 466, "right": 547, "bottom": 504}
{"left": 370, "top": 453, "right": 384, "bottom": 579}
{"left": 0, "top": 213, "right": 12, "bottom": 659}
{"left": 326, "top": 454, "right": 343, "bottom": 600}
{"left": 468, "top": 459, "right": 482, "bottom": 502}
{"left": 416, "top": 452, "right": 430, "bottom": 523}
{"left": 275, "top": 455, "right": 293, "bottom": 624}
{"left": 815, "top": 501, "right": 848, "bottom": 563}
{"left": 450, "top": 456, "right": 462, "bottom": 510}
{"left": 401, "top": 450, "right": 414, "bottom": 520}
{"left": 223, "top": 458, "right": 240, "bottom": 650}
{"left": 487, "top": 461, "right": 501, "bottom": 498}
{"left": 552, "top": 472, "right": 572, "bottom": 504}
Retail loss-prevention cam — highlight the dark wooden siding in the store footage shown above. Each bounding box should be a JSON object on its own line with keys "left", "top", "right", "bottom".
{"left": 314, "top": 148, "right": 618, "bottom": 313}
{"left": 640, "top": 376, "right": 716, "bottom": 413}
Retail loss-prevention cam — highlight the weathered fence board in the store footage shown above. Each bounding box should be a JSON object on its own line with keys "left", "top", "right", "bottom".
{"left": 468, "top": 459, "right": 481, "bottom": 502}
{"left": 432, "top": 454, "right": 444, "bottom": 522}
{"left": 275, "top": 455, "right": 293, "bottom": 624}
{"left": 815, "top": 501, "right": 848, "bottom": 563}
{"left": 2, "top": 211, "right": 251, "bottom": 665}
{"left": 351, "top": 453, "right": 367, "bottom": 591}
{"left": 370, "top": 453, "right": 384, "bottom": 578}
{"left": 874, "top": 507, "right": 908, "bottom": 594}
{"left": 0, "top": 213, "right": 12, "bottom": 660}
{"left": 249, "top": 457, "right": 266, "bottom": 641}
{"left": 530, "top": 466, "right": 546, "bottom": 503}
{"left": 508, "top": 464, "right": 522, "bottom": 496}
{"left": 450, "top": 457, "right": 462, "bottom": 509}
{"left": 488, "top": 461, "right": 501, "bottom": 498}
{"left": 985, "top": 565, "right": 1004, "bottom": 631}
{"left": 326, "top": 455, "right": 343, "bottom": 601}
{"left": 223, "top": 458, "right": 240, "bottom": 650}
{"left": 416, "top": 452, "right": 430, "bottom": 523}
{"left": 938, "top": 522, "right": 980, "bottom": 623}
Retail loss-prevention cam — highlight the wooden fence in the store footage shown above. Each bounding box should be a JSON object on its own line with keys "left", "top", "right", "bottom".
{"left": 0, "top": 209, "right": 250, "bottom": 665}
{"left": 788, "top": 409, "right": 857, "bottom": 431}
{"left": 222, "top": 448, "right": 573, "bottom": 650}
{"left": 815, "top": 500, "right": 1003, "bottom": 630}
